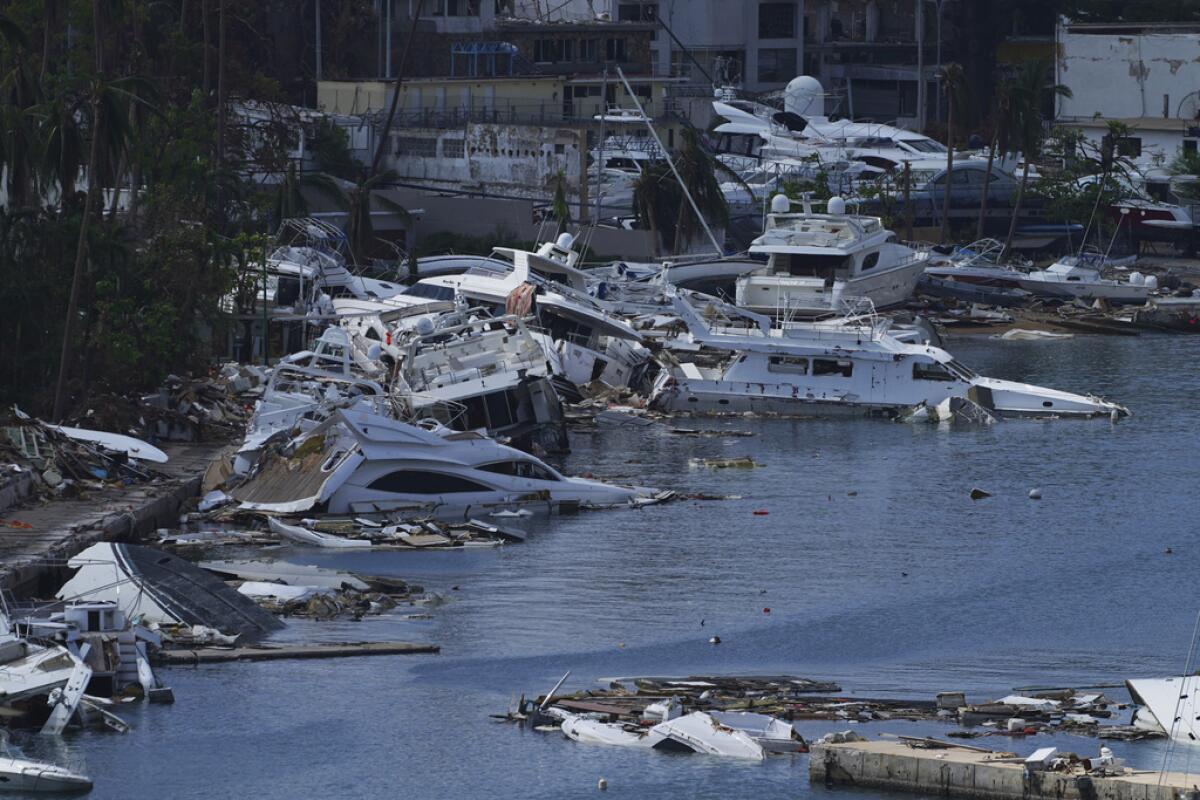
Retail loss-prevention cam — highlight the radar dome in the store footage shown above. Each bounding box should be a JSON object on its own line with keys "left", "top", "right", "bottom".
{"left": 770, "top": 193, "right": 791, "bottom": 214}
{"left": 415, "top": 317, "right": 435, "bottom": 336}
{"left": 827, "top": 196, "right": 846, "bottom": 215}
{"left": 784, "top": 75, "right": 824, "bottom": 117}
{"left": 556, "top": 232, "right": 575, "bottom": 250}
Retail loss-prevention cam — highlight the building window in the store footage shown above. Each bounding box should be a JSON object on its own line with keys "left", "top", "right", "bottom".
{"left": 1116, "top": 137, "right": 1142, "bottom": 157}
{"left": 1185, "top": 140, "right": 1198, "bottom": 154}
{"left": 579, "top": 39, "right": 597, "bottom": 61}
{"left": 606, "top": 37, "right": 627, "bottom": 61}
{"left": 535, "top": 39, "right": 566, "bottom": 62}
{"left": 759, "top": 2, "right": 796, "bottom": 39}
{"left": 396, "top": 136, "right": 437, "bottom": 157}
{"left": 757, "top": 47, "right": 796, "bottom": 83}
{"left": 443, "top": 138, "right": 465, "bottom": 159}
{"left": 617, "top": 2, "right": 657, "bottom": 22}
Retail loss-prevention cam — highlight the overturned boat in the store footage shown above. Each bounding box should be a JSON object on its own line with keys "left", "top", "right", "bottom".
{"left": 1127, "top": 676, "right": 1200, "bottom": 742}
{"left": 648, "top": 292, "right": 1127, "bottom": 420}
{"left": 56, "top": 543, "right": 283, "bottom": 638}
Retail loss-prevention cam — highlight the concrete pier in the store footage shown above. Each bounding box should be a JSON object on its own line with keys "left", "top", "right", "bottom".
{"left": 0, "top": 441, "right": 227, "bottom": 597}
{"left": 155, "top": 641, "right": 440, "bottom": 664}
{"left": 811, "top": 739, "right": 1192, "bottom": 800}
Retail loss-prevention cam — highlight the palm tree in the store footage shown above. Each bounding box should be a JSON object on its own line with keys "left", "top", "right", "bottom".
{"left": 938, "top": 63, "right": 966, "bottom": 244}
{"left": 631, "top": 162, "right": 678, "bottom": 252}
{"left": 1001, "top": 58, "right": 1072, "bottom": 257}
{"left": 52, "top": 3, "right": 161, "bottom": 421}
{"left": 977, "top": 80, "right": 1015, "bottom": 240}
{"left": 672, "top": 128, "right": 728, "bottom": 253}
{"left": 549, "top": 170, "right": 570, "bottom": 235}
{"left": 0, "top": 15, "right": 42, "bottom": 209}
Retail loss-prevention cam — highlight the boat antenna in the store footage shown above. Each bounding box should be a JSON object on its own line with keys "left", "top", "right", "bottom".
{"left": 615, "top": 66, "right": 723, "bottom": 256}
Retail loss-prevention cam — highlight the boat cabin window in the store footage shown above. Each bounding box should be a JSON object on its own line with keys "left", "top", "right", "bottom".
{"left": 912, "top": 361, "right": 957, "bottom": 382}
{"left": 767, "top": 356, "right": 808, "bottom": 375}
{"left": 946, "top": 359, "right": 978, "bottom": 380}
{"left": 367, "top": 471, "right": 492, "bottom": 494}
{"left": 404, "top": 283, "right": 456, "bottom": 301}
{"left": 812, "top": 358, "right": 853, "bottom": 377}
{"left": 478, "top": 461, "right": 561, "bottom": 481}
{"left": 771, "top": 254, "right": 850, "bottom": 277}
{"left": 861, "top": 252, "right": 880, "bottom": 271}
{"left": 276, "top": 276, "right": 301, "bottom": 306}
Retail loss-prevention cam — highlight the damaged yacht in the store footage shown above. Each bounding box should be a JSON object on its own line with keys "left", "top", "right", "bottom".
{"left": 233, "top": 407, "right": 660, "bottom": 517}
{"left": 648, "top": 292, "right": 1127, "bottom": 420}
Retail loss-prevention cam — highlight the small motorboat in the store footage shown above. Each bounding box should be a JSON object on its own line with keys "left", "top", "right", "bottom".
{"left": 0, "top": 755, "right": 92, "bottom": 793}
{"left": 1014, "top": 251, "right": 1155, "bottom": 305}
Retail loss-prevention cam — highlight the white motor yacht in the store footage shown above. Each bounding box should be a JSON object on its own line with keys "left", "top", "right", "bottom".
{"left": 648, "top": 292, "right": 1127, "bottom": 420}
{"left": 736, "top": 194, "right": 927, "bottom": 316}
{"left": 394, "top": 313, "right": 568, "bottom": 452}
{"left": 1014, "top": 250, "right": 1156, "bottom": 305}
{"left": 400, "top": 235, "right": 648, "bottom": 393}
{"left": 233, "top": 407, "right": 660, "bottom": 517}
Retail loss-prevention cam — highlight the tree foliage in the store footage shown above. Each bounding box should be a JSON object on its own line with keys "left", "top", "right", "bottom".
{"left": 0, "top": 1, "right": 379, "bottom": 416}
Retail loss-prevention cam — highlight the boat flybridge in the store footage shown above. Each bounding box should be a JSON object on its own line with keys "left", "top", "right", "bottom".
{"left": 711, "top": 75, "right": 947, "bottom": 174}
{"left": 736, "top": 194, "right": 927, "bottom": 316}
{"left": 648, "top": 291, "right": 1128, "bottom": 420}
{"left": 398, "top": 235, "right": 649, "bottom": 392}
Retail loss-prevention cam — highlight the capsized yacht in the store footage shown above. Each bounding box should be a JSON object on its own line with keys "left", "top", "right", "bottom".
{"left": 736, "top": 194, "right": 927, "bottom": 316}
{"left": 648, "top": 292, "right": 1127, "bottom": 419}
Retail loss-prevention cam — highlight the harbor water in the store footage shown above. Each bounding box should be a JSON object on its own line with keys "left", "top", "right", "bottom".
{"left": 17, "top": 333, "right": 1200, "bottom": 799}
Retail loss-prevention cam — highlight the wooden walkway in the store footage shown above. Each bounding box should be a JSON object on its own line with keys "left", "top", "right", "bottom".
{"left": 0, "top": 441, "right": 228, "bottom": 596}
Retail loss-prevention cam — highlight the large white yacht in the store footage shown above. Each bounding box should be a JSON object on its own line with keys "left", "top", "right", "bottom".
{"left": 648, "top": 292, "right": 1127, "bottom": 420}
{"left": 233, "top": 407, "right": 660, "bottom": 517}
{"left": 736, "top": 194, "right": 927, "bottom": 316}
{"left": 711, "top": 76, "right": 948, "bottom": 174}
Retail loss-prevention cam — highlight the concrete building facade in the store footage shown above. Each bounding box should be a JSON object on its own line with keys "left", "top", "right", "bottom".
{"left": 1055, "top": 20, "right": 1200, "bottom": 167}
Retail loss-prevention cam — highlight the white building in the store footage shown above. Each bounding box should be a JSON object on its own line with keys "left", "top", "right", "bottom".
{"left": 1055, "top": 19, "right": 1200, "bottom": 167}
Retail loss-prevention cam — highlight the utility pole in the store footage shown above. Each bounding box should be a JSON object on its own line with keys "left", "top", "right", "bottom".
{"left": 315, "top": 0, "right": 323, "bottom": 82}
{"left": 934, "top": 0, "right": 943, "bottom": 124}
{"left": 915, "top": 0, "right": 925, "bottom": 133}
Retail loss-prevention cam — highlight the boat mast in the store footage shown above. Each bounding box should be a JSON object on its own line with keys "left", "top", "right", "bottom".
{"left": 615, "top": 66, "right": 722, "bottom": 255}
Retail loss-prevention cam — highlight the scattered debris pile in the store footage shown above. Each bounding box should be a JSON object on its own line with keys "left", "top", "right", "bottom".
{"left": 2, "top": 411, "right": 168, "bottom": 504}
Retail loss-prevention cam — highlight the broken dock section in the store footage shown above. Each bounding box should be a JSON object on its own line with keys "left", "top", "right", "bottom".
{"left": 155, "top": 640, "right": 440, "bottom": 664}
{"left": 811, "top": 739, "right": 1191, "bottom": 800}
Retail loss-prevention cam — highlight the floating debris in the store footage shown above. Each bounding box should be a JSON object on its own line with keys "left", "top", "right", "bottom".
{"left": 689, "top": 456, "right": 762, "bottom": 469}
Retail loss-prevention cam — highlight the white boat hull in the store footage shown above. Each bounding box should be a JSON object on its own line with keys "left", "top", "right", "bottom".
{"left": 0, "top": 757, "right": 92, "bottom": 793}
{"left": 1013, "top": 276, "right": 1152, "bottom": 304}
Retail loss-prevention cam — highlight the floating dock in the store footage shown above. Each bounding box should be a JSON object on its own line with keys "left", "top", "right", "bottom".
{"left": 155, "top": 641, "right": 440, "bottom": 664}
{"left": 811, "top": 739, "right": 1193, "bottom": 800}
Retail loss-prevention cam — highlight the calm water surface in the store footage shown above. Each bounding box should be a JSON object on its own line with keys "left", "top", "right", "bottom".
{"left": 15, "top": 333, "right": 1200, "bottom": 799}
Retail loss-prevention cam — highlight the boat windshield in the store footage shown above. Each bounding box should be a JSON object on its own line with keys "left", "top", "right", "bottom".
{"left": 945, "top": 359, "right": 978, "bottom": 381}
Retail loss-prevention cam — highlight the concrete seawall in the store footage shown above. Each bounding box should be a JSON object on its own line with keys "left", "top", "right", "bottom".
{"left": 0, "top": 441, "right": 227, "bottom": 598}
{"left": 811, "top": 740, "right": 1190, "bottom": 800}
